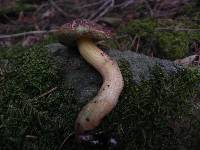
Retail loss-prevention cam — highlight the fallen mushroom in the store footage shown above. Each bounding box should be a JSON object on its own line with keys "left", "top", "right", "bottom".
{"left": 57, "top": 19, "right": 124, "bottom": 137}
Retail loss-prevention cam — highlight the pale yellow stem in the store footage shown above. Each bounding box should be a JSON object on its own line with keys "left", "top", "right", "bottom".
{"left": 75, "top": 37, "right": 124, "bottom": 134}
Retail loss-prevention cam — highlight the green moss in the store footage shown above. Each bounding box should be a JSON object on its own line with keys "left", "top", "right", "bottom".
{"left": 0, "top": 40, "right": 78, "bottom": 150}
{"left": 101, "top": 59, "right": 200, "bottom": 150}
{"left": 156, "top": 31, "right": 190, "bottom": 59}
{"left": 0, "top": 41, "right": 200, "bottom": 150}
{"left": 119, "top": 19, "right": 157, "bottom": 37}
{"left": 158, "top": 17, "right": 200, "bottom": 29}
{"left": 190, "top": 32, "right": 200, "bottom": 42}
{"left": 113, "top": 19, "right": 155, "bottom": 55}
{"left": 114, "top": 19, "right": 200, "bottom": 60}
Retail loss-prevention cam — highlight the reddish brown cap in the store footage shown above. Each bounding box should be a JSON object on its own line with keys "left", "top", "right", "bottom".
{"left": 58, "top": 19, "right": 112, "bottom": 45}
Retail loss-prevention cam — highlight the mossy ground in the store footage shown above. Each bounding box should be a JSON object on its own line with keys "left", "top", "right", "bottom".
{"left": 107, "top": 60, "right": 200, "bottom": 150}
{"left": 0, "top": 37, "right": 79, "bottom": 150}
{"left": 105, "top": 13, "right": 200, "bottom": 60}
{"left": 0, "top": 38, "right": 200, "bottom": 150}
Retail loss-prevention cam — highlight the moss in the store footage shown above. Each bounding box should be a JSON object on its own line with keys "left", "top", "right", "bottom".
{"left": 110, "top": 19, "right": 153, "bottom": 55}
{"left": 113, "top": 19, "right": 200, "bottom": 60}
{"left": 116, "top": 19, "right": 157, "bottom": 53}
{"left": 155, "top": 31, "right": 190, "bottom": 59}
{"left": 100, "top": 59, "right": 200, "bottom": 150}
{"left": 0, "top": 40, "right": 78, "bottom": 150}
{"left": 189, "top": 32, "right": 200, "bottom": 42}
{"left": 157, "top": 17, "right": 200, "bottom": 29}
{"left": 119, "top": 19, "right": 157, "bottom": 37}
{"left": 0, "top": 41, "right": 200, "bottom": 150}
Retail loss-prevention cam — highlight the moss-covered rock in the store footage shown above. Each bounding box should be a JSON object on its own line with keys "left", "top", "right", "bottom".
{"left": 0, "top": 41, "right": 200, "bottom": 150}
{"left": 107, "top": 60, "right": 200, "bottom": 150}
{"left": 0, "top": 40, "right": 78, "bottom": 150}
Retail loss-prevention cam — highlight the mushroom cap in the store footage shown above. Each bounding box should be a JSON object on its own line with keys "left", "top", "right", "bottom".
{"left": 58, "top": 19, "right": 112, "bottom": 45}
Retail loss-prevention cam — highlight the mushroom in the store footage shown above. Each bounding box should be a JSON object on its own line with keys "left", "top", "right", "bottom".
{"left": 58, "top": 19, "right": 124, "bottom": 137}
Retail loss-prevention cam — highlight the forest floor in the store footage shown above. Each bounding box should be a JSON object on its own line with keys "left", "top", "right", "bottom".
{"left": 0, "top": 0, "right": 200, "bottom": 150}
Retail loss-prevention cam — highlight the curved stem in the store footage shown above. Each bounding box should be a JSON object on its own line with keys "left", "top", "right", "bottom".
{"left": 75, "top": 37, "right": 124, "bottom": 135}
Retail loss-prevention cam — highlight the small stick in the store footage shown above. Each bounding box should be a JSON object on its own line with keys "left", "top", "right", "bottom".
{"left": 33, "top": 2, "right": 49, "bottom": 16}
{"left": 76, "top": 0, "right": 105, "bottom": 9}
{"left": 0, "top": 29, "right": 57, "bottom": 39}
{"left": 58, "top": 132, "right": 74, "bottom": 150}
{"left": 38, "top": 87, "right": 58, "bottom": 99}
{"left": 114, "top": 0, "right": 136, "bottom": 9}
{"left": 93, "top": 0, "right": 115, "bottom": 22}
{"left": 27, "top": 87, "right": 58, "bottom": 101}
{"left": 155, "top": 28, "right": 200, "bottom": 32}
{"left": 143, "top": 0, "right": 154, "bottom": 17}
{"left": 136, "top": 36, "right": 140, "bottom": 52}
{"left": 131, "top": 34, "right": 138, "bottom": 50}
{"left": 88, "top": 0, "right": 111, "bottom": 20}
{"left": 49, "top": 0, "right": 68, "bottom": 18}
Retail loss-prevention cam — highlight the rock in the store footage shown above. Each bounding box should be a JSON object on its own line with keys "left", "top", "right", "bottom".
{"left": 46, "top": 43, "right": 182, "bottom": 102}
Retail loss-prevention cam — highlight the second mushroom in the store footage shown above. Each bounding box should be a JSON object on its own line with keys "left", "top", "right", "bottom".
{"left": 58, "top": 19, "right": 124, "bottom": 138}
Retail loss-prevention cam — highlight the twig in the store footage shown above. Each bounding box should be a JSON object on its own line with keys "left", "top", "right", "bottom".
{"left": 49, "top": 0, "right": 68, "bottom": 18}
{"left": 58, "top": 132, "right": 74, "bottom": 150}
{"left": 143, "top": 0, "right": 154, "bottom": 17}
{"left": 26, "top": 87, "right": 58, "bottom": 102}
{"left": 0, "top": 29, "right": 58, "bottom": 39}
{"left": 155, "top": 27, "right": 200, "bottom": 32}
{"left": 3, "top": 14, "right": 17, "bottom": 25}
{"left": 136, "top": 36, "right": 140, "bottom": 52}
{"left": 89, "top": 0, "right": 114, "bottom": 22}
{"left": 33, "top": 2, "right": 50, "bottom": 16}
{"left": 93, "top": 0, "right": 115, "bottom": 22}
{"left": 38, "top": 87, "right": 58, "bottom": 99}
{"left": 0, "top": 68, "right": 4, "bottom": 81}
{"left": 76, "top": 0, "right": 106, "bottom": 9}
{"left": 114, "top": 0, "right": 136, "bottom": 9}
{"left": 114, "top": 34, "right": 129, "bottom": 39}
{"left": 88, "top": 0, "right": 111, "bottom": 20}
{"left": 25, "top": 135, "right": 38, "bottom": 139}
{"left": 131, "top": 34, "right": 138, "bottom": 49}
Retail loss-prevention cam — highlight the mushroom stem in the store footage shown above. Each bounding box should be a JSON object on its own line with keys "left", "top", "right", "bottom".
{"left": 75, "top": 37, "right": 124, "bottom": 135}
